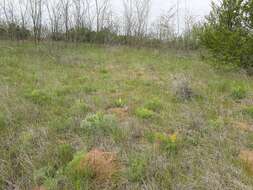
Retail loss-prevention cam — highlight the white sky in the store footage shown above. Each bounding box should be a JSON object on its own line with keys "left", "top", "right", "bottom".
{"left": 111, "top": 0, "right": 216, "bottom": 20}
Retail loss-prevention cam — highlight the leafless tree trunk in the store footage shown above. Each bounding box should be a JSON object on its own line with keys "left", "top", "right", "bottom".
{"left": 94, "top": 0, "right": 110, "bottom": 32}
{"left": 29, "top": 0, "right": 43, "bottom": 43}
{"left": 1, "top": 0, "right": 16, "bottom": 25}
{"left": 19, "top": 0, "right": 29, "bottom": 30}
{"left": 134, "top": 0, "right": 151, "bottom": 39}
{"left": 46, "top": 0, "right": 61, "bottom": 40}
{"left": 122, "top": 0, "right": 134, "bottom": 37}
{"left": 60, "top": 0, "right": 71, "bottom": 40}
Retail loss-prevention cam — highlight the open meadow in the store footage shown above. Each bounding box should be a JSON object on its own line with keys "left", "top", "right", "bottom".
{"left": 1, "top": 41, "right": 253, "bottom": 189}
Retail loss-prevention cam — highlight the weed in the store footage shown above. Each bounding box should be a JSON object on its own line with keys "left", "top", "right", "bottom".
{"left": 144, "top": 98, "right": 162, "bottom": 112}
{"left": 243, "top": 107, "right": 253, "bottom": 118}
{"left": 26, "top": 89, "right": 52, "bottom": 105}
{"left": 127, "top": 154, "right": 148, "bottom": 182}
{"left": 135, "top": 107, "right": 154, "bottom": 119}
{"left": 113, "top": 98, "right": 125, "bottom": 108}
{"left": 57, "top": 144, "right": 74, "bottom": 167}
{"left": 231, "top": 85, "right": 247, "bottom": 100}
{"left": 71, "top": 99, "right": 90, "bottom": 114}
{"left": 154, "top": 132, "right": 177, "bottom": 153}
{"left": 80, "top": 113, "right": 124, "bottom": 143}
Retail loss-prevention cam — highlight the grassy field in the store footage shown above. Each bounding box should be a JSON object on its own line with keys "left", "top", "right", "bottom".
{"left": 1, "top": 41, "right": 253, "bottom": 190}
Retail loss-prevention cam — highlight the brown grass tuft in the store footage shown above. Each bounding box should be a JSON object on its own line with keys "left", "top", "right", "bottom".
{"left": 107, "top": 107, "right": 129, "bottom": 121}
{"left": 239, "top": 150, "right": 253, "bottom": 173}
{"left": 80, "top": 149, "right": 120, "bottom": 181}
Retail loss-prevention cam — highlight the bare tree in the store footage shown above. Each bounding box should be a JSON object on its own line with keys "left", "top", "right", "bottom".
{"left": 18, "top": 0, "right": 29, "bottom": 30}
{"left": 122, "top": 0, "right": 134, "bottom": 36}
{"left": 151, "top": 6, "right": 176, "bottom": 41}
{"left": 29, "top": 0, "right": 43, "bottom": 43}
{"left": 134, "top": 0, "right": 151, "bottom": 38}
{"left": 94, "top": 0, "right": 110, "bottom": 32}
{"left": 60, "top": 0, "right": 71, "bottom": 40}
{"left": 1, "top": 0, "right": 16, "bottom": 25}
{"left": 46, "top": 0, "right": 61, "bottom": 40}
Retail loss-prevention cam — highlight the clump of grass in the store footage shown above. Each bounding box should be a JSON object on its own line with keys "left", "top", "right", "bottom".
{"left": 26, "top": 89, "right": 52, "bottom": 105}
{"left": 65, "top": 151, "right": 93, "bottom": 185}
{"left": 71, "top": 99, "right": 90, "bottom": 114}
{"left": 231, "top": 85, "right": 247, "bottom": 100}
{"left": 135, "top": 107, "right": 154, "bottom": 119}
{"left": 56, "top": 144, "right": 75, "bottom": 167}
{"left": 127, "top": 154, "right": 148, "bottom": 182}
{"left": 0, "top": 112, "right": 6, "bottom": 130}
{"left": 81, "top": 113, "right": 123, "bottom": 142}
{"left": 144, "top": 98, "right": 162, "bottom": 112}
{"left": 243, "top": 106, "right": 253, "bottom": 118}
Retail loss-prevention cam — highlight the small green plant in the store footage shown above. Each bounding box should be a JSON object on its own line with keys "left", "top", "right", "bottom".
{"left": 127, "top": 154, "right": 147, "bottom": 182}
{"left": 144, "top": 98, "right": 162, "bottom": 112}
{"left": 231, "top": 85, "right": 247, "bottom": 100}
{"left": 243, "top": 106, "right": 253, "bottom": 118}
{"left": 26, "top": 89, "right": 52, "bottom": 105}
{"left": 135, "top": 108, "right": 154, "bottom": 119}
{"left": 114, "top": 98, "right": 125, "bottom": 108}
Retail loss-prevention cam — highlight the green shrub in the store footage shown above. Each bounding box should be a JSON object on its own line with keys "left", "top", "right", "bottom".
{"left": 200, "top": 0, "right": 253, "bottom": 68}
{"left": 26, "top": 90, "right": 52, "bottom": 105}
{"left": 231, "top": 85, "right": 247, "bottom": 100}
{"left": 135, "top": 108, "right": 154, "bottom": 119}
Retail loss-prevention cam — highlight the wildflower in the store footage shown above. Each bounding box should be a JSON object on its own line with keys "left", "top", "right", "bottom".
{"left": 170, "top": 133, "right": 177, "bottom": 143}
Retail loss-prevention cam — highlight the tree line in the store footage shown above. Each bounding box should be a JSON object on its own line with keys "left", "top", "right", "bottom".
{"left": 0, "top": 0, "right": 198, "bottom": 48}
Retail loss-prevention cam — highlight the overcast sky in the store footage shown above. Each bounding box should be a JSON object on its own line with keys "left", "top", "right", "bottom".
{"left": 111, "top": 0, "right": 216, "bottom": 21}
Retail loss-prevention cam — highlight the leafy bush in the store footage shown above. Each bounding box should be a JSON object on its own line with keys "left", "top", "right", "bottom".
{"left": 200, "top": 0, "right": 253, "bottom": 68}
{"left": 135, "top": 108, "right": 154, "bottom": 119}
